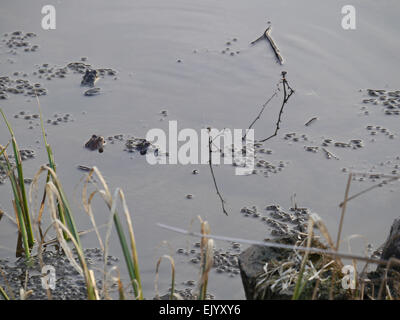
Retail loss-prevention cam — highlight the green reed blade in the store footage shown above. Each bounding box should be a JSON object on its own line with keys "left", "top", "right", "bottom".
{"left": 0, "top": 109, "right": 34, "bottom": 247}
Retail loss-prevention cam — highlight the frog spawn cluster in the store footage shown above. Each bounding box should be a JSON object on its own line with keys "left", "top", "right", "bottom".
{"left": 0, "top": 40, "right": 118, "bottom": 101}
{"left": 0, "top": 76, "right": 47, "bottom": 100}
{"left": 0, "top": 149, "right": 35, "bottom": 185}
{"left": 241, "top": 204, "right": 309, "bottom": 238}
{"left": 176, "top": 241, "right": 241, "bottom": 280}
{"left": 1, "top": 31, "right": 39, "bottom": 54}
{"left": 31, "top": 61, "right": 117, "bottom": 97}
{"left": 0, "top": 248, "right": 119, "bottom": 300}
{"left": 284, "top": 132, "right": 364, "bottom": 159}
{"left": 221, "top": 37, "right": 240, "bottom": 56}
{"left": 229, "top": 142, "right": 288, "bottom": 178}
{"left": 366, "top": 125, "right": 395, "bottom": 140}
{"left": 362, "top": 89, "right": 400, "bottom": 116}
{"left": 342, "top": 155, "right": 400, "bottom": 183}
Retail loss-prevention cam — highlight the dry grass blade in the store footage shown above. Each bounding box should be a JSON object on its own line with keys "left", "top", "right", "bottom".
{"left": 107, "top": 267, "right": 126, "bottom": 300}
{"left": 197, "top": 217, "right": 214, "bottom": 300}
{"left": 336, "top": 173, "right": 352, "bottom": 251}
{"left": 292, "top": 217, "right": 314, "bottom": 299}
{"left": 377, "top": 257, "right": 400, "bottom": 300}
{"left": 82, "top": 189, "right": 104, "bottom": 251}
{"left": 36, "top": 222, "right": 56, "bottom": 300}
{"left": 82, "top": 167, "right": 143, "bottom": 299}
{"left": 310, "top": 213, "right": 344, "bottom": 270}
{"left": 339, "top": 175, "right": 399, "bottom": 208}
{"left": 46, "top": 182, "right": 97, "bottom": 300}
{"left": 88, "top": 270, "right": 100, "bottom": 300}
{"left": 155, "top": 255, "right": 176, "bottom": 300}
{"left": 0, "top": 266, "right": 15, "bottom": 300}
{"left": 46, "top": 182, "right": 83, "bottom": 275}
{"left": 0, "top": 285, "right": 9, "bottom": 300}
{"left": 30, "top": 165, "right": 81, "bottom": 245}
{"left": 102, "top": 201, "right": 118, "bottom": 299}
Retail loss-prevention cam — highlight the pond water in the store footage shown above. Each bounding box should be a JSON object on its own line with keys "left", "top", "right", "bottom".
{"left": 0, "top": 0, "right": 399, "bottom": 299}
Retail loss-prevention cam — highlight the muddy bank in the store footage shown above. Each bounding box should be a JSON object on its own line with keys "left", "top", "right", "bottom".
{"left": 0, "top": 248, "right": 119, "bottom": 300}
{"left": 238, "top": 217, "right": 400, "bottom": 300}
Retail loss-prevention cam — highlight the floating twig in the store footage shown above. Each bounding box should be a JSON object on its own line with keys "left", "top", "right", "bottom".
{"left": 339, "top": 175, "right": 400, "bottom": 208}
{"left": 208, "top": 130, "right": 228, "bottom": 216}
{"left": 260, "top": 71, "right": 294, "bottom": 142}
{"left": 322, "top": 147, "right": 339, "bottom": 160}
{"left": 251, "top": 24, "right": 284, "bottom": 65}
{"left": 77, "top": 165, "right": 92, "bottom": 172}
{"left": 243, "top": 90, "right": 278, "bottom": 141}
{"left": 305, "top": 117, "right": 318, "bottom": 127}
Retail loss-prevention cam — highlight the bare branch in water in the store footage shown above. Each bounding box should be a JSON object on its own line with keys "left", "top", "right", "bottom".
{"left": 242, "top": 88, "right": 279, "bottom": 141}
{"left": 305, "top": 117, "right": 318, "bottom": 127}
{"left": 322, "top": 147, "right": 339, "bottom": 160}
{"left": 260, "top": 71, "right": 294, "bottom": 142}
{"left": 208, "top": 130, "right": 228, "bottom": 216}
{"left": 251, "top": 24, "right": 284, "bottom": 65}
{"left": 339, "top": 174, "right": 400, "bottom": 208}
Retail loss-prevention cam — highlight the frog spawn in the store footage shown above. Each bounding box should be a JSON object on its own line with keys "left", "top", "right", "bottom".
{"left": 33, "top": 63, "right": 68, "bottom": 81}
{"left": 44, "top": 113, "right": 74, "bottom": 126}
{"left": 176, "top": 241, "right": 241, "bottom": 278}
{"left": 1, "top": 31, "right": 39, "bottom": 55}
{"left": 156, "top": 288, "right": 215, "bottom": 300}
{"left": 362, "top": 89, "right": 400, "bottom": 116}
{"left": 226, "top": 143, "right": 288, "bottom": 177}
{"left": 254, "top": 141, "right": 273, "bottom": 155}
{"left": 13, "top": 111, "right": 74, "bottom": 129}
{"left": 241, "top": 204, "right": 309, "bottom": 238}
{"left": 29, "top": 61, "right": 117, "bottom": 96}
{"left": 0, "top": 76, "right": 47, "bottom": 99}
{"left": 284, "top": 132, "right": 364, "bottom": 159}
{"left": 253, "top": 144, "right": 288, "bottom": 177}
{"left": 366, "top": 125, "right": 396, "bottom": 140}
{"left": 0, "top": 149, "right": 35, "bottom": 185}
{"left": 342, "top": 155, "right": 400, "bottom": 184}
{"left": 82, "top": 133, "right": 161, "bottom": 157}
{"left": 0, "top": 248, "right": 120, "bottom": 300}
{"left": 221, "top": 37, "right": 240, "bottom": 56}
{"left": 124, "top": 137, "right": 163, "bottom": 157}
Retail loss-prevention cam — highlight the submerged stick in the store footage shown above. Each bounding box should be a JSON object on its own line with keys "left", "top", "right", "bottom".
{"left": 339, "top": 175, "right": 400, "bottom": 208}
{"left": 265, "top": 27, "right": 284, "bottom": 65}
{"left": 260, "top": 71, "right": 294, "bottom": 142}
{"left": 336, "top": 173, "right": 352, "bottom": 251}
{"left": 305, "top": 117, "right": 318, "bottom": 127}
{"left": 243, "top": 90, "right": 278, "bottom": 141}
{"left": 322, "top": 148, "right": 339, "bottom": 160}
{"left": 208, "top": 131, "right": 228, "bottom": 216}
{"left": 251, "top": 25, "right": 284, "bottom": 65}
